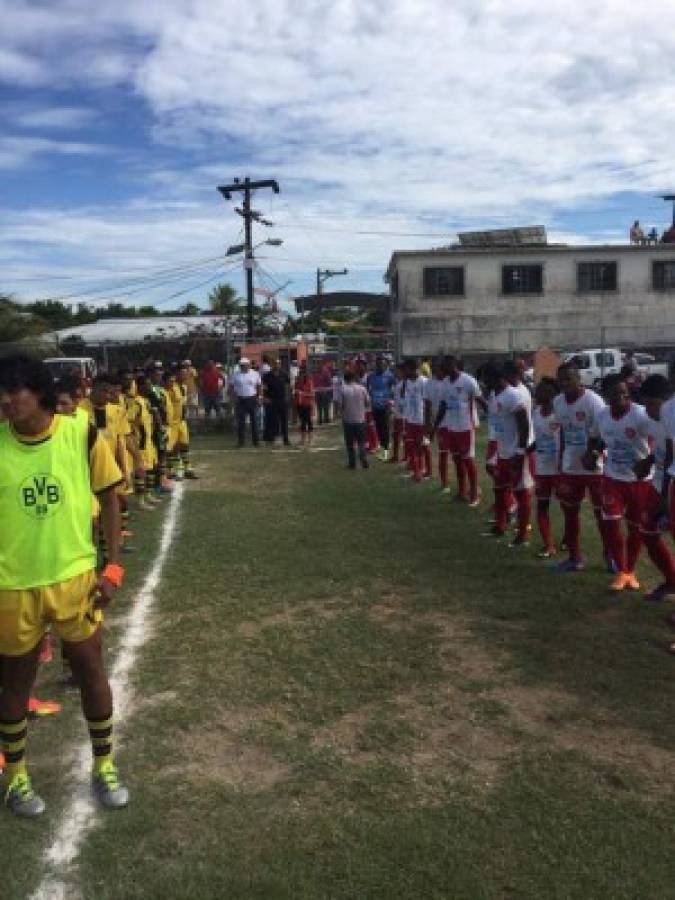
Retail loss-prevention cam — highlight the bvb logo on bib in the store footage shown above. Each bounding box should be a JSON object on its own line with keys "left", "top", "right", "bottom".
{"left": 18, "top": 473, "right": 64, "bottom": 520}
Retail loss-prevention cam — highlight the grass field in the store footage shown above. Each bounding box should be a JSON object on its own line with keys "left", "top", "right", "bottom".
{"left": 4, "top": 424, "right": 675, "bottom": 899}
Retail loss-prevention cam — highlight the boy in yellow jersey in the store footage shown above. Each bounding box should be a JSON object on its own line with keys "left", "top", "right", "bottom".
{"left": 120, "top": 371, "right": 157, "bottom": 510}
{"left": 148, "top": 366, "right": 171, "bottom": 495}
{"left": 133, "top": 375, "right": 162, "bottom": 506}
{"left": 162, "top": 370, "right": 182, "bottom": 480}
{"left": 0, "top": 356, "right": 129, "bottom": 817}
{"left": 176, "top": 365, "right": 198, "bottom": 479}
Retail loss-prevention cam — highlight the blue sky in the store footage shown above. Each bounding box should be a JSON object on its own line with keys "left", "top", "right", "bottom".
{"left": 2, "top": 0, "right": 675, "bottom": 316}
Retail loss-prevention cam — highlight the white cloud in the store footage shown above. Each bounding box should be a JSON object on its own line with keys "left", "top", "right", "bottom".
{"left": 3, "top": 0, "right": 675, "bottom": 298}
{"left": 0, "top": 135, "right": 108, "bottom": 169}
{"left": 12, "top": 106, "right": 95, "bottom": 130}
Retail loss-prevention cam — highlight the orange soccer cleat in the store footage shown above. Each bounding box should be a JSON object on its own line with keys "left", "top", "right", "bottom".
{"left": 28, "top": 697, "right": 62, "bottom": 718}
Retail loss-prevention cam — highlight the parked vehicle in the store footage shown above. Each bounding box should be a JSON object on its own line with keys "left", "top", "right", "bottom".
{"left": 43, "top": 357, "right": 97, "bottom": 387}
{"left": 562, "top": 348, "right": 668, "bottom": 388}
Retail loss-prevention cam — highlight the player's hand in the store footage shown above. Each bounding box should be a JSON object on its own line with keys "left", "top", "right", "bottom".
{"left": 581, "top": 450, "right": 598, "bottom": 472}
{"left": 94, "top": 577, "right": 116, "bottom": 610}
{"left": 633, "top": 458, "right": 652, "bottom": 480}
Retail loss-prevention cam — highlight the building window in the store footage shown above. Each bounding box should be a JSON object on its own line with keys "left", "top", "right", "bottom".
{"left": 423, "top": 266, "right": 464, "bottom": 297}
{"left": 502, "top": 264, "right": 543, "bottom": 295}
{"left": 577, "top": 262, "right": 617, "bottom": 292}
{"left": 653, "top": 261, "right": 675, "bottom": 291}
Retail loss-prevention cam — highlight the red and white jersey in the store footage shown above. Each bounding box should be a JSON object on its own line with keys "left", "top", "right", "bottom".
{"left": 533, "top": 406, "right": 560, "bottom": 477}
{"left": 513, "top": 381, "right": 535, "bottom": 446}
{"left": 553, "top": 389, "right": 606, "bottom": 475}
{"left": 393, "top": 381, "right": 406, "bottom": 419}
{"left": 645, "top": 413, "right": 667, "bottom": 493}
{"left": 490, "top": 385, "right": 526, "bottom": 459}
{"left": 660, "top": 397, "right": 675, "bottom": 478}
{"left": 486, "top": 390, "right": 497, "bottom": 441}
{"left": 404, "top": 376, "right": 427, "bottom": 425}
{"left": 423, "top": 377, "right": 445, "bottom": 418}
{"left": 592, "top": 403, "right": 650, "bottom": 482}
{"left": 439, "top": 372, "right": 481, "bottom": 432}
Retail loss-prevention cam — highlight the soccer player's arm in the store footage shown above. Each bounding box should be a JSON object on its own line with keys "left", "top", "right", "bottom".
{"left": 513, "top": 406, "right": 529, "bottom": 473}
{"left": 662, "top": 438, "right": 673, "bottom": 508}
{"left": 90, "top": 431, "right": 124, "bottom": 605}
{"left": 634, "top": 414, "right": 655, "bottom": 480}
{"left": 583, "top": 418, "right": 605, "bottom": 471}
{"left": 433, "top": 390, "right": 446, "bottom": 432}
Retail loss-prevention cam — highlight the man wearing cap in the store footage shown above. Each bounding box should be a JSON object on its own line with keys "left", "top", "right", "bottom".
{"left": 231, "top": 358, "right": 262, "bottom": 447}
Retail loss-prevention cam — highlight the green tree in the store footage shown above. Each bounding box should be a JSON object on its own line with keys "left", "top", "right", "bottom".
{"left": 0, "top": 295, "right": 47, "bottom": 343}
{"left": 207, "top": 283, "right": 242, "bottom": 316}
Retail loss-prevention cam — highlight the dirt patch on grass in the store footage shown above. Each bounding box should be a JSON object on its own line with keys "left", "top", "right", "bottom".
{"left": 236, "top": 599, "right": 344, "bottom": 638}
{"left": 311, "top": 609, "right": 675, "bottom": 799}
{"left": 162, "top": 708, "right": 290, "bottom": 792}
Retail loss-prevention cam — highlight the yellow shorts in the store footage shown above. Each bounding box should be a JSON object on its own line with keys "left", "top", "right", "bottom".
{"left": 177, "top": 421, "right": 189, "bottom": 446}
{"left": 0, "top": 570, "right": 102, "bottom": 657}
{"left": 167, "top": 424, "right": 180, "bottom": 452}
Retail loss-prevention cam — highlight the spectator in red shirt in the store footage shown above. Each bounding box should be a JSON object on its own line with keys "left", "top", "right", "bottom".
{"left": 200, "top": 361, "right": 222, "bottom": 420}
{"left": 294, "top": 367, "right": 315, "bottom": 446}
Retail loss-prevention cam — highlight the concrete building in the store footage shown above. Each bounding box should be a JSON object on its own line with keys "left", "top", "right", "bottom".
{"left": 385, "top": 228, "right": 675, "bottom": 357}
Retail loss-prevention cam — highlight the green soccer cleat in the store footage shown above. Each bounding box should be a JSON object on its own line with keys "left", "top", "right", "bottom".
{"left": 4, "top": 773, "right": 46, "bottom": 818}
{"left": 92, "top": 760, "right": 129, "bottom": 810}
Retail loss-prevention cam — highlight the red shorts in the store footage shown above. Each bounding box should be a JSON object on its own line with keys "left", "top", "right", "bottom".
{"left": 405, "top": 422, "right": 425, "bottom": 445}
{"left": 535, "top": 474, "right": 558, "bottom": 500}
{"left": 601, "top": 476, "right": 641, "bottom": 524}
{"left": 438, "top": 428, "right": 474, "bottom": 458}
{"left": 496, "top": 456, "right": 534, "bottom": 492}
{"left": 638, "top": 482, "right": 663, "bottom": 535}
{"left": 556, "top": 473, "right": 603, "bottom": 509}
{"left": 486, "top": 439, "right": 498, "bottom": 468}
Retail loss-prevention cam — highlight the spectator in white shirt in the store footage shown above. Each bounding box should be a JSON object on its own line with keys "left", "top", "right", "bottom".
{"left": 231, "top": 357, "right": 262, "bottom": 447}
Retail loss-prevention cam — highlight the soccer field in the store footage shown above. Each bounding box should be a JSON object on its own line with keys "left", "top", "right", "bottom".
{"left": 5, "top": 424, "right": 675, "bottom": 900}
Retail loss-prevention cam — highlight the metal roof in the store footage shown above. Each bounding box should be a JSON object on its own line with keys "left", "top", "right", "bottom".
{"left": 52, "top": 316, "right": 244, "bottom": 345}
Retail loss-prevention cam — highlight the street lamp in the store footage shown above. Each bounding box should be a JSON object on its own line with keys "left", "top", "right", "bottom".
{"left": 226, "top": 238, "right": 283, "bottom": 256}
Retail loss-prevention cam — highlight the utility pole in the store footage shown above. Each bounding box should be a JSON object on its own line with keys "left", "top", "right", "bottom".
{"left": 316, "top": 267, "right": 348, "bottom": 331}
{"left": 217, "top": 177, "right": 280, "bottom": 339}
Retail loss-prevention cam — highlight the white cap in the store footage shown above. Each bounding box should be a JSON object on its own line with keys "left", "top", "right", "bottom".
{"left": 239, "top": 357, "right": 251, "bottom": 366}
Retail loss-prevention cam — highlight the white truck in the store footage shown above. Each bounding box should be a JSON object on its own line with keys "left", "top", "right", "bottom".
{"left": 563, "top": 349, "right": 668, "bottom": 388}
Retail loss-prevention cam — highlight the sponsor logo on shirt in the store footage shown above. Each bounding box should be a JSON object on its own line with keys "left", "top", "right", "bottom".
{"left": 18, "top": 473, "right": 64, "bottom": 520}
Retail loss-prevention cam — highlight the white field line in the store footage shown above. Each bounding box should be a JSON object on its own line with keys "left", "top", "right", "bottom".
{"left": 30, "top": 482, "right": 185, "bottom": 900}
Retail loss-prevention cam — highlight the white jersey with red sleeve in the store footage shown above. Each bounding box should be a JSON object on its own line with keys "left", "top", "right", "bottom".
{"left": 553, "top": 389, "right": 606, "bottom": 475}
{"left": 393, "top": 381, "right": 406, "bottom": 420}
{"left": 645, "top": 413, "right": 667, "bottom": 493}
{"left": 492, "top": 385, "right": 526, "bottom": 459}
{"left": 661, "top": 397, "right": 675, "bottom": 478}
{"left": 593, "top": 403, "right": 650, "bottom": 482}
{"left": 440, "top": 372, "right": 481, "bottom": 432}
{"left": 532, "top": 406, "right": 560, "bottom": 476}
{"left": 404, "top": 376, "right": 427, "bottom": 425}
{"left": 423, "top": 377, "right": 445, "bottom": 418}
{"left": 513, "top": 381, "right": 535, "bottom": 446}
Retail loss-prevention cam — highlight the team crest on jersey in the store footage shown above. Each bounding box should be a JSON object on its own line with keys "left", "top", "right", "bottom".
{"left": 18, "top": 473, "right": 64, "bottom": 520}
{"left": 576, "top": 411, "right": 586, "bottom": 421}
{"left": 625, "top": 427, "right": 636, "bottom": 439}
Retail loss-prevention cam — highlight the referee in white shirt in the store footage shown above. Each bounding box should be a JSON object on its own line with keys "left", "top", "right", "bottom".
{"left": 231, "top": 357, "right": 262, "bottom": 446}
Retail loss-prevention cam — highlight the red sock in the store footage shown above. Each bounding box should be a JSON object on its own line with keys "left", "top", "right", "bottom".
{"left": 516, "top": 490, "right": 531, "bottom": 541}
{"left": 603, "top": 518, "right": 626, "bottom": 572}
{"left": 495, "top": 488, "right": 509, "bottom": 533}
{"left": 562, "top": 504, "right": 582, "bottom": 561}
{"left": 465, "top": 458, "right": 478, "bottom": 501}
{"left": 644, "top": 533, "right": 675, "bottom": 584}
{"left": 454, "top": 455, "right": 467, "bottom": 497}
{"left": 537, "top": 500, "right": 553, "bottom": 549}
{"left": 439, "top": 452, "right": 449, "bottom": 488}
{"left": 392, "top": 428, "right": 400, "bottom": 462}
{"left": 626, "top": 523, "right": 642, "bottom": 572}
{"left": 423, "top": 445, "right": 432, "bottom": 478}
{"left": 593, "top": 507, "right": 612, "bottom": 558}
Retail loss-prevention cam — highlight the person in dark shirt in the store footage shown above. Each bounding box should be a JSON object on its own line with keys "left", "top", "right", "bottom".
{"left": 262, "top": 359, "right": 291, "bottom": 446}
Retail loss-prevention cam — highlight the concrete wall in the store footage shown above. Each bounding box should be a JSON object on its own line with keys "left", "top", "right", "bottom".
{"left": 390, "top": 245, "right": 675, "bottom": 356}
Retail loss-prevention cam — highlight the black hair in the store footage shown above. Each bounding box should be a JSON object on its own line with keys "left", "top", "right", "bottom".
{"left": 601, "top": 372, "right": 624, "bottom": 395}
{"left": 640, "top": 374, "right": 672, "bottom": 401}
{"left": 92, "top": 373, "right": 113, "bottom": 388}
{"left": 343, "top": 370, "right": 356, "bottom": 383}
{"left": 538, "top": 375, "right": 559, "bottom": 391}
{"left": 557, "top": 361, "right": 580, "bottom": 378}
{"left": 56, "top": 372, "right": 84, "bottom": 399}
{"left": 502, "top": 359, "right": 520, "bottom": 380}
{"left": 619, "top": 364, "right": 635, "bottom": 379}
{"left": 0, "top": 354, "right": 57, "bottom": 412}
